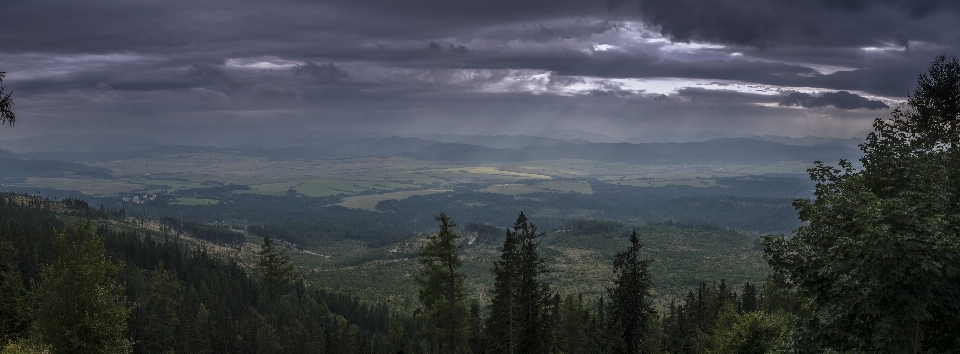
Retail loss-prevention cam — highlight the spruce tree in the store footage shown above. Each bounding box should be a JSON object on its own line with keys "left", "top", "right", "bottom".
{"left": 415, "top": 213, "right": 470, "bottom": 354}
{"left": 606, "top": 229, "right": 653, "bottom": 354}
{"left": 257, "top": 236, "right": 295, "bottom": 301}
{"left": 485, "top": 212, "right": 552, "bottom": 354}
{"left": 485, "top": 218, "right": 521, "bottom": 354}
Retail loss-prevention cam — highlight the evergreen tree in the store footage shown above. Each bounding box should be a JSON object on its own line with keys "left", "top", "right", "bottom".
{"left": 468, "top": 300, "right": 484, "bottom": 354}
{"left": 606, "top": 229, "right": 653, "bottom": 354}
{"left": 414, "top": 213, "right": 471, "bottom": 354}
{"left": 257, "top": 236, "right": 295, "bottom": 301}
{"left": 486, "top": 212, "right": 552, "bottom": 354}
{"left": 33, "top": 220, "right": 132, "bottom": 354}
{"left": 741, "top": 282, "right": 757, "bottom": 313}
{"left": 514, "top": 212, "right": 552, "bottom": 354}
{"left": 485, "top": 218, "right": 521, "bottom": 354}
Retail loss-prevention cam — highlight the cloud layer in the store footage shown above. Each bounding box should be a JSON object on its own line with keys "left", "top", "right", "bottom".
{"left": 1, "top": 0, "right": 957, "bottom": 143}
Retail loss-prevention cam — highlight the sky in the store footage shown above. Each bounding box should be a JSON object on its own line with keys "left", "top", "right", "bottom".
{"left": 2, "top": 0, "right": 959, "bottom": 145}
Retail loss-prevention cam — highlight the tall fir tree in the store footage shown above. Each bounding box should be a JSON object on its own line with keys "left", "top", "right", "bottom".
{"left": 486, "top": 212, "right": 553, "bottom": 354}
{"left": 485, "top": 216, "right": 521, "bottom": 354}
{"left": 257, "top": 236, "right": 295, "bottom": 301}
{"left": 606, "top": 229, "right": 653, "bottom": 354}
{"left": 415, "top": 213, "right": 471, "bottom": 354}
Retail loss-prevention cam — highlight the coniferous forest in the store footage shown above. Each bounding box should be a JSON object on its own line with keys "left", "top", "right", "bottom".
{"left": 2, "top": 57, "right": 960, "bottom": 353}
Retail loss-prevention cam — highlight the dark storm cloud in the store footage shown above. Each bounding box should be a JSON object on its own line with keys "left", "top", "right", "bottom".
{"left": 2, "top": 0, "right": 953, "bottom": 97}
{"left": 621, "top": 0, "right": 960, "bottom": 48}
{"left": 779, "top": 91, "right": 890, "bottom": 110}
{"left": 291, "top": 63, "right": 351, "bottom": 84}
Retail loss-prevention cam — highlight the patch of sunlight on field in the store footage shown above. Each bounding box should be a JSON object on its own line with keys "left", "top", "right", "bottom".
{"left": 24, "top": 177, "right": 143, "bottom": 195}
{"left": 437, "top": 166, "right": 552, "bottom": 179}
{"left": 171, "top": 197, "right": 221, "bottom": 206}
{"left": 337, "top": 190, "right": 453, "bottom": 211}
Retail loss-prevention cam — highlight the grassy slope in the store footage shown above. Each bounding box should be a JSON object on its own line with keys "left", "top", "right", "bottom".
{"left": 299, "top": 224, "right": 766, "bottom": 313}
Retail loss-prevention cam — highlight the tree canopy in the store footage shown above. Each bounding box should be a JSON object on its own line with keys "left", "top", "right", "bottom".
{"left": 415, "top": 213, "right": 470, "bottom": 354}
{"left": 764, "top": 54, "right": 960, "bottom": 353}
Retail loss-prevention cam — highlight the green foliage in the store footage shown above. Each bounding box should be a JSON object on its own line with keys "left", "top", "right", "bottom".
{"left": 555, "top": 294, "right": 595, "bottom": 354}
{"left": 764, "top": 55, "right": 960, "bottom": 353}
{"left": 605, "top": 230, "right": 654, "bottom": 354}
{"left": 708, "top": 303, "right": 789, "bottom": 354}
{"left": 0, "top": 242, "right": 30, "bottom": 343}
{"left": 33, "top": 220, "right": 132, "bottom": 354}
{"left": 414, "top": 213, "right": 471, "bottom": 354}
{"left": 661, "top": 281, "right": 741, "bottom": 353}
{"left": 258, "top": 236, "right": 296, "bottom": 301}
{"left": 1, "top": 340, "right": 49, "bottom": 354}
{"left": 0, "top": 194, "right": 408, "bottom": 354}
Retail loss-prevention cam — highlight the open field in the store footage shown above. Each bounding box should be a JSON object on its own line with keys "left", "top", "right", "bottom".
{"left": 337, "top": 189, "right": 453, "bottom": 211}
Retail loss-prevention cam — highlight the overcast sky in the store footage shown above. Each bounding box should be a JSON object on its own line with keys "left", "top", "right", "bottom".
{"left": 2, "top": 0, "right": 958, "bottom": 144}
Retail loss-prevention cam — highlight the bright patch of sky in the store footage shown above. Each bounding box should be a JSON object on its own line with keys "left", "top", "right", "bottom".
{"left": 225, "top": 57, "right": 300, "bottom": 70}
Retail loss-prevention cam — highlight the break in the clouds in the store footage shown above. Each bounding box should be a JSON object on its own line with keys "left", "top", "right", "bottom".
{"left": 1, "top": 0, "right": 958, "bottom": 144}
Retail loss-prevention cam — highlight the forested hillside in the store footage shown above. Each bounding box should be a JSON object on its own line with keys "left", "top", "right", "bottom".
{"left": 0, "top": 194, "right": 401, "bottom": 353}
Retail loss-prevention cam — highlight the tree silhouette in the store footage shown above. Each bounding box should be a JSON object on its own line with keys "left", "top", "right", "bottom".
{"left": 0, "top": 72, "right": 14, "bottom": 126}
{"left": 415, "top": 213, "right": 470, "bottom": 354}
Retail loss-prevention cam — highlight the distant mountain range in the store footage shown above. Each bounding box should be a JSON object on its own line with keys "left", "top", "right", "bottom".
{"left": 410, "top": 138, "right": 861, "bottom": 165}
